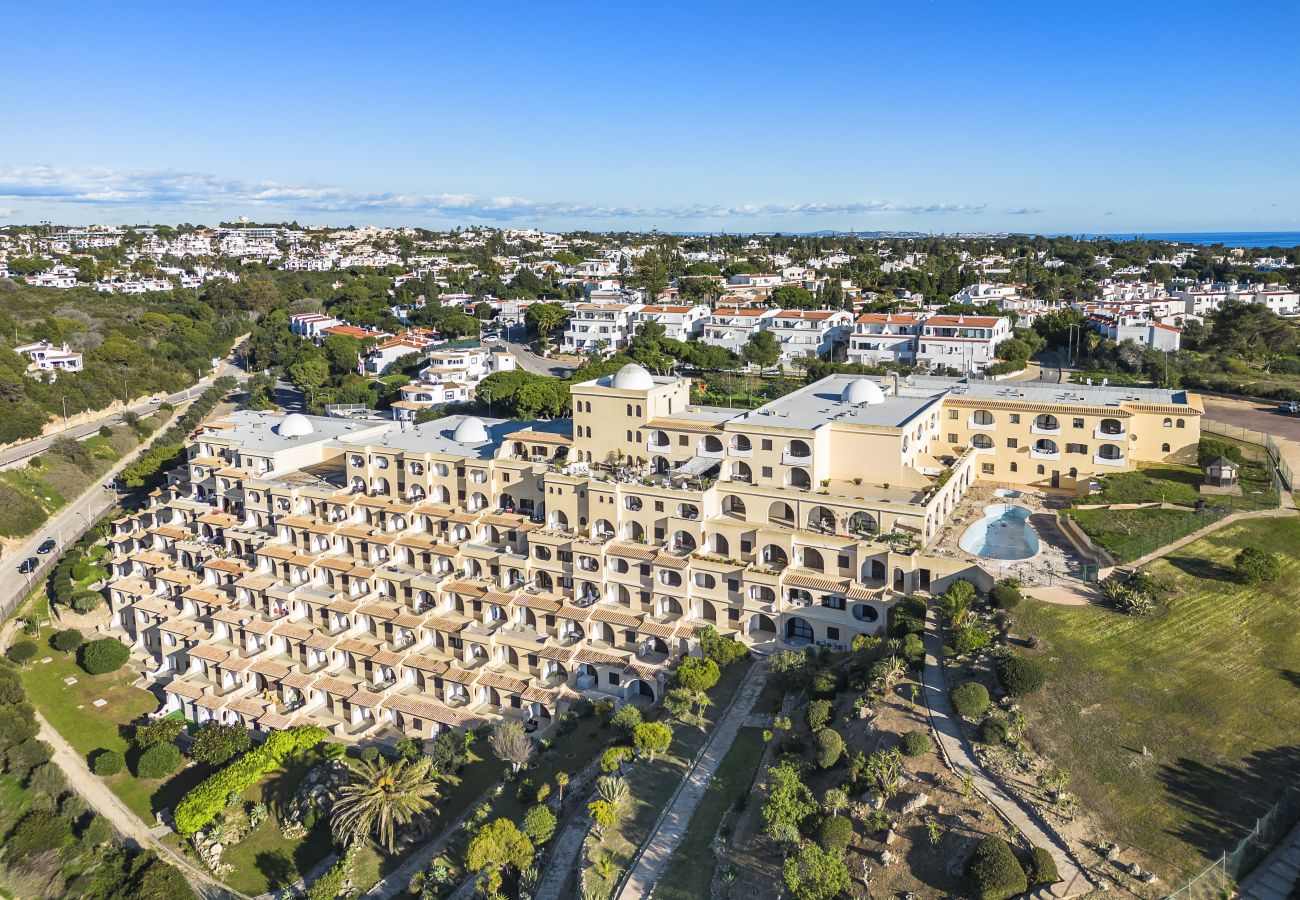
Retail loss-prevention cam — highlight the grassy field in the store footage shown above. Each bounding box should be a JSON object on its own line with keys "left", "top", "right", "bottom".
{"left": 1084, "top": 461, "right": 1277, "bottom": 510}
{"left": 654, "top": 727, "right": 766, "bottom": 900}
{"left": 580, "top": 661, "right": 750, "bottom": 898}
{"left": 1016, "top": 517, "right": 1300, "bottom": 880}
{"left": 16, "top": 625, "right": 209, "bottom": 819}
{"left": 1063, "top": 506, "right": 1216, "bottom": 563}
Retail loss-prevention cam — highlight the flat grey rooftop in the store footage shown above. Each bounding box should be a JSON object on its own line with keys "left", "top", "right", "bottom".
{"left": 731, "top": 374, "right": 943, "bottom": 431}
{"left": 904, "top": 374, "right": 1191, "bottom": 408}
{"left": 210, "top": 411, "right": 393, "bottom": 453}
{"left": 369, "top": 415, "right": 571, "bottom": 459}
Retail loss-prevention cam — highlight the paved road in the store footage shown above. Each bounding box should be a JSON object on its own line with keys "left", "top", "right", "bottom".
{"left": 1201, "top": 395, "right": 1300, "bottom": 445}
{"left": 920, "top": 613, "right": 1091, "bottom": 898}
{"left": 33, "top": 707, "right": 245, "bottom": 898}
{"left": 615, "top": 662, "right": 765, "bottom": 900}
{"left": 498, "top": 323, "right": 581, "bottom": 378}
{"left": 0, "top": 348, "right": 249, "bottom": 623}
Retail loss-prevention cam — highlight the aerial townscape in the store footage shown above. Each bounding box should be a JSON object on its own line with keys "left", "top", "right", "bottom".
{"left": 2, "top": 4, "right": 1299, "bottom": 900}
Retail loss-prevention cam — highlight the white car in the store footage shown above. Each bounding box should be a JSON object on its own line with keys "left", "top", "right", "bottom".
{"left": 150, "top": 397, "right": 163, "bottom": 404}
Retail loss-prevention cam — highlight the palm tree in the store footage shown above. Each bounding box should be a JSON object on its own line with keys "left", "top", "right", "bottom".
{"left": 330, "top": 755, "right": 440, "bottom": 851}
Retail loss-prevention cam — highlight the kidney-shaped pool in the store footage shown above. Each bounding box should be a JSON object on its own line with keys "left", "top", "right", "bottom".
{"left": 958, "top": 503, "right": 1040, "bottom": 560}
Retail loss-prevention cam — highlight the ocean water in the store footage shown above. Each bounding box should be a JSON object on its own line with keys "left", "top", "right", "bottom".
{"left": 1078, "top": 232, "right": 1300, "bottom": 249}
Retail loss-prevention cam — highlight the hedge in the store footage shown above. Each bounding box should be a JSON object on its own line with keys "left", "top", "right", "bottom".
{"left": 93, "top": 749, "right": 126, "bottom": 776}
{"left": 1025, "top": 846, "right": 1060, "bottom": 885}
{"left": 174, "top": 725, "right": 327, "bottom": 836}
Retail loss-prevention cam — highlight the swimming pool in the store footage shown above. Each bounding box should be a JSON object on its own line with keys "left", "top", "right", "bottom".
{"left": 959, "top": 503, "right": 1040, "bottom": 560}
{"left": 993, "top": 488, "right": 1022, "bottom": 499}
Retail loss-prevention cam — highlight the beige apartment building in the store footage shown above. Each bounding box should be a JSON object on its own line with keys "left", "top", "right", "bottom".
{"left": 102, "top": 365, "right": 1199, "bottom": 744}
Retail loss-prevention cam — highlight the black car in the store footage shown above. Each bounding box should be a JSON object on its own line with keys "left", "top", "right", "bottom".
{"left": 18, "top": 557, "right": 39, "bottom": 574}
{"left": 38, "top": 538, "right": 56, "bottom": 554}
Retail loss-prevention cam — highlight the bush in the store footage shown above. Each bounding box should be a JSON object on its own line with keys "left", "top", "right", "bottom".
{"left": 951, "top": 681, "right": 990, "bottom": 719}
{"left": 945, "top": 579, "right": 976, "bottom": 605}
{"left": 814, "top": 728, "right": 845, "bottom": 769}
{"left": 818, "top": 814, "right": 855, "bottom": 853}
{"left": 979, "top": 719, "right": 1008, "bottom": 745}
{"left": 988, "top": 582, "right": 1022, "bottom": 610}
{"left": 997, "top": 656, "right": 1047, "bottom": 696}
{"left": 71, "top": 590, "right": 104, "bottom": 614}
{"left": 674, "top": 656, "right": 720, "bottom": 693}
{"left": 52, "top": 628, "right": 83, "bottom": 654}
{"left": 966, "top": 835, "right": 1029, "bottom": 900}
{"left": 428, "top": 730, "right": 467, "bottom": 774}
{"left": 7, "top": 809, "right": 72, "bottom": 861}
{"left": 93, "top": 748, "right": 126, "bottom": 776}
{"left": 522, "top": 804, "right": 557, "bottom": 845}
{"left": 810, "top": 669, "right": 839, "bottom": 697}
{"left": 1025, "top": 846, "right": 1060, "bottom": 885}
{"left": 80, "top": 637, "right": 129, "bottom": 674}
{"left": 696, "top": 625, "right": 748, "bottom": 667}
{"left": 359, "top": 746, "right": 380, "bottom": 764}
{"left": 611, "top": 704, "right": 643, "bottom": 738}
{"left": 174, "top": 725, "right": 327, "bottom": 835}
{"left": 600, "top": 745, "right": 633, "bottom": 774}
{"left": 136, "top": 742, "right": 181, "bottom": 779}
{"left": 1234, "top": 545, "right": 1281, "bottom": 586}
{"left": 952, "top": 625, "right": 990, "bottom": 656}
{"left": 394, "top": 736, "right": 422, "bottom": 760}
{"left": 6, "top": 639, "right": 38, "bottom": 665}
{"left": 134, "top": 717, "right": 185, "bottom": 750}
{"left": 7, "top": 737, "right": 53, "bottom": 779}
{"left": 900, "top": 730, "right": 933, "bottom": 757}
{"left": 189, "top": 722, "right": 251, "bottom": 766}
{"left": 806, "top": 699, "right": 833, "bottom": 732}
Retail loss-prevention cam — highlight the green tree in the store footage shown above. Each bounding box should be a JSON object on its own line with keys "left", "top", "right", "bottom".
{"left": 525, "top": 302, "right": 567, "bottom": 339}
{"left": 742, "top": 329, "right": 782, "bottom": 368}
{"left": 136, "top": 742, "right": 181, "bottom": 779}
{"left": 633, "top": 722, "right": 673, "bottom": 762}
{"left": 673, "top": 656, "right": 720, "bottom": 693}
{"left": 80, "top": 637, "right": 129, "bottom": 674}
{"left": 522, "top": 804, "right": 557, "bottom": 845}
{"left": 52, "top": 628, "right": 83, "bottom": 654}
{"left": 330, "top": 755, "right": 440, "bottom": 850}
{"left": 134, "top": 716, "right": 185, "bottom": 750}
{"left": 781, "top": 842, "right": 850, "bottom": 900}
{"left": 465, "top": 817, "right": 535, "bottom": 897}
{"left": 761, "top": 761, "right": 817, "bottom": 843}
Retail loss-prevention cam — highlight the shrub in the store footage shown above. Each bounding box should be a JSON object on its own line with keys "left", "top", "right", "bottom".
{"left": 997, "top": 656, "right": 1047, "bottom": 696}
{"left": 951, "top": 682, "right": 990, "bottom": 720}
{"left": 428, "top": 731, "right": 467, "bottom": 774}
{"left": 71, "top": 590, "right": 104, "bottom": 614}
{"left": 522, "top": 804, "right": 557, "bottom": 845}
{"left": 989, "top": 582, "right": 1022, "bottom": 610}
{"left": 818, "top": 814, "right": 855, "bottom": 853}
{"left": 600, "top": 745, "right": 633, "bottom": 774}
{"left": 52, "top": 628, "right": 83, "bottom": 654}
{"left": 810, "top": 669, "right": 839, "bottom": 697}
{"left": 900, "top": 730, "right": 933, "bottom": 757}
{"left": 979, "top": 719, "right": 1008, "bottom": 745}
{"left": 93, "top": 748, "right": 126, "bottom": 776}
{"left": 359, "top": 746, "right": 380, "bottom": 764}
{"left": 1025, "top": 846, "right": 1060, "bottom": 885}
{"left": 134, "top": 717, "right": 185, "bottom": 750}
{"left": 174, "top": 725, "right": 327, "bottom": 835}
{"left": 806, "top": 699, "right": 833, "bottom": 732}
{"left": 80, "top": 637, "right": 129, "bottom": 674}
{"left": 7, "top": 737, "right": 53, "bottom": 779}
{"left": 966, "top": 835, "right": 1029, "bottom": 900}
{"left": 189, "top": 722, "right": 251, "bottom": 766}
{"left": 945, "top": 579, "right": 976, "bottom": 606}
{"left": 6, "top": 639, "right": 38, "bottom": 665}
{"left": 394, "top": 737, "right": 422, "bottom": 760}
{"left": 814, "top": 728, "right": 845, "bottom": 769}
{"left": 136, "top": 742, "right": 181, "bottom": 779}
{"left": 7, "top": 809, "right": 71, "bottom": 861}
{"left": 953, "top": 626, "right": 991, "bottom": 656}
{"left": 1234, "top": 545, "right": 1281, "bottom": 586}
{"left": 696, "top": 625, "right": 748, "bottom": 667}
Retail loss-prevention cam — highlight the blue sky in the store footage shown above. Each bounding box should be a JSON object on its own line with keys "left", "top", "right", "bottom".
{"left": 2, "top": 0, "right": 1298, "bottom": 233}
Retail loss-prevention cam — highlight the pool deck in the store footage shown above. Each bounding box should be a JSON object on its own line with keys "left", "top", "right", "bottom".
{"left": 928, "top": 482, "right": 1087, "bottom": 589}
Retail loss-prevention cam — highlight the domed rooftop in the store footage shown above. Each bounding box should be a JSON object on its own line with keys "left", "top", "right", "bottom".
{"left": 451, "top": 417, "right": 490, "bottom": 444}
{"left": 276, "top": 412, "right": 315, "bottom": 438}
{"left": 611, "top": 363, "right": 654, "bottom": 391}
{"left": 841, "top": 378, "right": 885, "bottom": 406}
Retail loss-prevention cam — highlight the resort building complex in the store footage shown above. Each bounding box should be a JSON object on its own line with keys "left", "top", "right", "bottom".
{"left": 103, "top": 365, "right": 1201, "bottom": 743}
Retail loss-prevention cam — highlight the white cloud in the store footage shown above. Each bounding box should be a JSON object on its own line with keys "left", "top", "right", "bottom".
{"left": 0, "top": 165, "right": 987, "bottom": 223}
{"left": 1003, "top": 207, "right": 1042, "bottom": 215}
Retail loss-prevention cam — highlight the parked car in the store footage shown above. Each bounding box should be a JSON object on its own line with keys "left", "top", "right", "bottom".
{"left": 1278, "top": 401, "right": 1299, "bottom": 415}
{"left": 37, "top": 538, "right": 56, "bottom": 554}
{"left": 18, "top": 557, "right": 39, "bottom": 574}
{"left": 150, "top": 396, "right": 163, "bottom": 404}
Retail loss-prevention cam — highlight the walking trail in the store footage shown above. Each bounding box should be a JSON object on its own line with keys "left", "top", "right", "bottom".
{"left": 919, "top": 615, "right": 1091, "bottom": 898}
{"left": 613, "top": 660, "right": 766, "bottom": 900}
{"left": 33, "top": 708, "right": 247, "bottom": 899}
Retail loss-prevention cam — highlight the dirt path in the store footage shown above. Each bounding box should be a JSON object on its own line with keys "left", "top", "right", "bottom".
{"left": 33, "top": 708, "right": 247, "bottom": 899}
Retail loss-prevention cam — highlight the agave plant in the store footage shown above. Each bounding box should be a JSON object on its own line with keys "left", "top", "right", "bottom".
{"left": 595, "top": 775, "right": 628, "bottom": 807}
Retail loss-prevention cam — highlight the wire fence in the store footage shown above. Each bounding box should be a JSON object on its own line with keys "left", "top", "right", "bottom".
{"left": 1165, "top": 785, "right": 1300, "bottom": 899}
{"left": 1202, "top": 420, "right": 1294, "bottom": 489}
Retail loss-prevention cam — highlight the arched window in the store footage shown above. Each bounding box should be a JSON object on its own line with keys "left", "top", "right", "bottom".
{"left": 972, "top": 434, "right": 993, "bottom": 449}
{"left": 1034, "top": 414, "right": 1060, "bottom": 431}
{"left": 1163, "top": 418, "right": 1173, "bottom": 428}
{"left": 1098, "top": 444, "right": 1122, "bottom": 460}
{"left": 1033, "top": 438, "right": 1059, "bottom": 455}
{"left": 1161, "top": 442, "right": 1171, "bottom": 452}
{"left": 1036, "top": 465, "right": 1045, "bottom": 475}
{"left": 1176, "top": 419, "right": 1185, "bottom": 428}
{"left": 768, "top": 501, "right": 794, "bottom": 526}
{"left": 972, "top": 409, "right": 994, "bottom": 426}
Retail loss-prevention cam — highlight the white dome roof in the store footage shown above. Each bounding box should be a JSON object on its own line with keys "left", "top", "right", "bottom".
{"left": 452, "top": 417, "right": 489, "bottom": 444}
{"left": 611, "top": 363, "right": 655, "bottom": 391}
{"left": 277, "top": 413, "right": 315, "bottom": 437}
{"left": 841, "top": 378, "right": 885, "bottom": 406}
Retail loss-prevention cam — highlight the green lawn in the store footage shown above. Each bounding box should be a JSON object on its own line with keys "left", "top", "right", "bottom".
{"left": 655, "top": 727, "right": 766, "bottom": 900}
{"left": 1084, "top": 462, "right": 1277, "bottom": 510}
{"left": 582, "top": 661, "right": 751, "bottom": 898}
{"left": 16, "top": 626, "right": 205, "bottom": 820}
{"left": 1063, "top": 506, "right": 1217, "bottom": 563}
{"left": 1016, "top": 517, "right": 1300, "bottom": 880}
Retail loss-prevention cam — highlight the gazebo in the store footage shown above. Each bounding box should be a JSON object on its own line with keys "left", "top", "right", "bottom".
{"left": 1203, "top": 456, "right": 1240, "bottom": 488}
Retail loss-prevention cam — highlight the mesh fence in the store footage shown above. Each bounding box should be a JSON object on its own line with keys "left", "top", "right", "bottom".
{"left": 1165, "top": 786, "right": 1300, "bottom": 899}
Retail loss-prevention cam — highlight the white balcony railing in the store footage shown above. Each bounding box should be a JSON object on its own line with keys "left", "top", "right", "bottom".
{"left": 1093, "top": 452, "right": 1126, "bottom": 467}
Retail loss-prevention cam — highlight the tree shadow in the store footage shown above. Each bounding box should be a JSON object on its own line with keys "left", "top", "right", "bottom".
{"left": 1156, "top": 744, "right": 1300, "bottom": 858}
{"left": 254, "top": 849, "right": 296, "bottom": 890}
{"left": 1278, "top": 670, "right": 1300, "bottom": 690}
{"left": 1163, "top": 553, "right": 1234, "bottom": 582}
